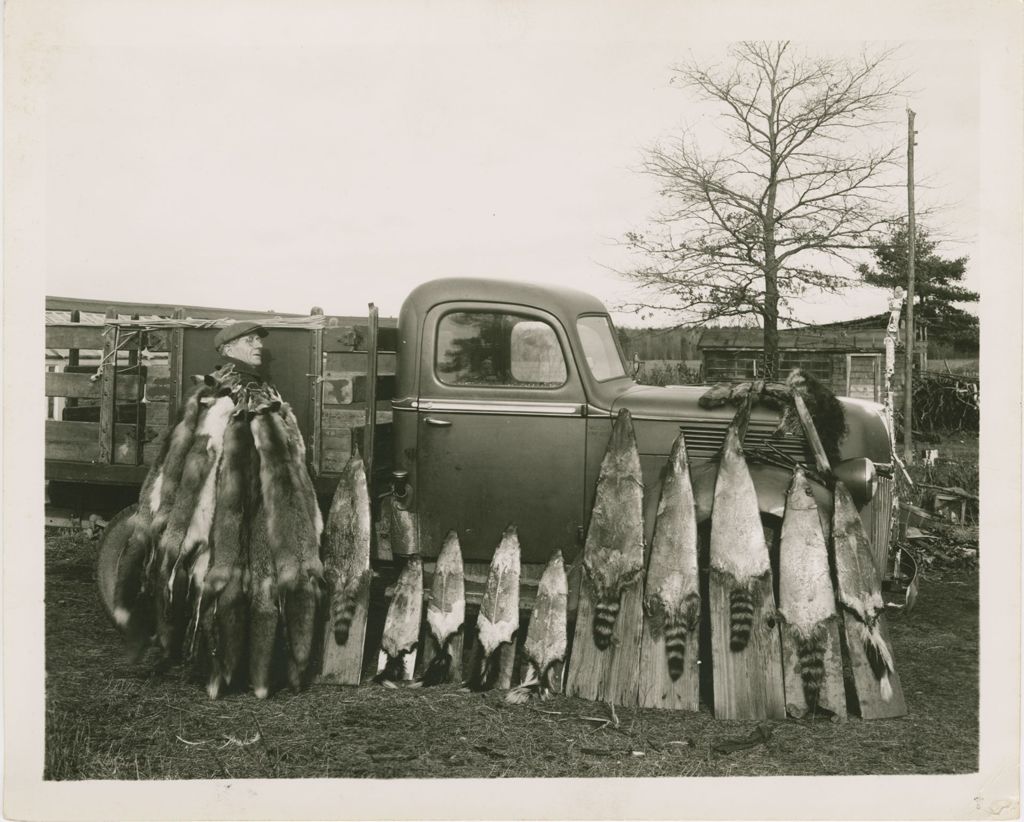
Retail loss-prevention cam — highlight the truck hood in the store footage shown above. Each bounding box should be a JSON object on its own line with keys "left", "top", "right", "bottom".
{"left": 608, "top": 383, "right": 891, "bottom": 465}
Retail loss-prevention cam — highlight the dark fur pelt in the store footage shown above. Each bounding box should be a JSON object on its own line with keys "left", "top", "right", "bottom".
{"left": 113, "top": 374, "right": 324, "bottom": 700}
{"left": 697, "top": 369, "right": 847, "bottom": 466}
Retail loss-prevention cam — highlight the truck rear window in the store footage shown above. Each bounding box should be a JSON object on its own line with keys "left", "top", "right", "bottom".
{"left": 435, "top": 311, "right": 567, "bottom": 387}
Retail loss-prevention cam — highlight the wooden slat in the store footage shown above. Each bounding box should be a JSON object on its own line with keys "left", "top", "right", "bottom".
{"left": 167, "top": 309, "right": 186, "bottom": 418}
{"left": 709, "top": 571, "right": 787, "bottom": 720}
{"left": 364, "top": 304, "right": 379, "bottom": 480}
{"left": 638, "top": 615, "right": 700, "bottom": 711}
{"left": 780, "top": 619, "right": 847, "bottom": 720}
{"left": 45, "top": 420, "right": 161, "bottom": 465}
{"left": 45, "top": 325, "right": 107, "bottom": 351}
{"left": 145, "top": 363, "right": 172, "bottom": 402}
{"left": 325, "top": 351, "right": 397, "bottom": 376}
{"left": 45, "top": 371, "right": 141, "bottom": 400}
{"left": 310, "top": 328, "right": 324, "bottom": 475}
{"left": 322, "top": 405, "right": 392, "bottom": 429}
{"left": 145, "top": 401, "right": 170, "bottom": 429}
{"left": 842, "top": 612, "right": 907, "bottom": 719}
{"left": 98, "top": 312, "right": 118, "bottom": 463}
{"left": 565, "top": 581, "right": 644, "bottom": 706}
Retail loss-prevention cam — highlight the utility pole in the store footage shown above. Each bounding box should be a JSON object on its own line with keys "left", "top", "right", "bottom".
{"left": 903, "top": 108, "right": 917, "bottom": 463}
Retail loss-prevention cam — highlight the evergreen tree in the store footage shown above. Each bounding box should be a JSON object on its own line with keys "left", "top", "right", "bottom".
{"left": 858, "top": 223, "right": 978, "bottom": 350}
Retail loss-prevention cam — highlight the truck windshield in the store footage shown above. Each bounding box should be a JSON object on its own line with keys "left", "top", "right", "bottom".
{"left": 577, "top": 315, "right": 627, "bottom": 381}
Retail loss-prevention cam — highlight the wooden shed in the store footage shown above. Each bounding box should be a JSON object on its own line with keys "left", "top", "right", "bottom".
{"left": 698, "top": 315, "right": 924, "bottom": 403}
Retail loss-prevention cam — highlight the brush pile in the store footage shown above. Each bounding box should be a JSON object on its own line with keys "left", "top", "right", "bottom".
{"left": 910, "top": 371, "right": 979, "bottom": 433}
{"left": 110, "top": 364, "right": 324, "bottom": 699}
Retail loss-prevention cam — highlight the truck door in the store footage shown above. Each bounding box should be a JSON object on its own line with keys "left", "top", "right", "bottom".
{"left": 416, "top": 303, "right": 587, "bottom": 564}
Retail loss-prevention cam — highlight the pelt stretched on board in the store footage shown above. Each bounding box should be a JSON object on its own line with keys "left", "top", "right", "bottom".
{"left": 506, "top": 550, "right": 567, "bottom": 703}
{"left": 778, "top": 467, "right": 844, "bottom": 717}
{"left": 582, "top": 409, "right": 645, "bottom": 650}
{"left": 322, "top": 451, "right": 373, "bottom": 647}
{"left": 643, "top": 430, "right": 700, "bottom": 681}
{"left": 833, "top": 480, "right": 896, "bottom": 702}
{"left": 469, "top": 526, "right": 520, "bottom": 690}
{"left": 419, "top": 531, "right": 466, "bottom": 686}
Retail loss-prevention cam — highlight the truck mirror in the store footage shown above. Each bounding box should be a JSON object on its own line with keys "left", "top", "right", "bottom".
{"left": 631, "top": 353, "right": 641, "bottom": 379}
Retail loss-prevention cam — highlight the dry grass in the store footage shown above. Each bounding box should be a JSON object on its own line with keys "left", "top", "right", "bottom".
{"left": 45, "top": 527, "right": 978, "bottom": 780}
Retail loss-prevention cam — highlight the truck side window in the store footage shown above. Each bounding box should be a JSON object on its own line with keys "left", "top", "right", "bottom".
{"left": 436, "top": 311, "right": 567, "bottom": 387}
{"left": 577, "top": 315, "right": 628, "bottom": 381}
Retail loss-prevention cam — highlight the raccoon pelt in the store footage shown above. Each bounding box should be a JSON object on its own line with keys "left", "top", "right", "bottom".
{"left": 585, "top": 553, "right": 644, "bottom": 651}
{"left": 728, "top": 583, "right": 757, "bottom": 652}
{"left": 785, "top": 622, "right": 830, "bottom": 712}
{"left": 644, "top": 591, "right": 700, "bottom": 680}
{"left": 714, "top": 568, "right": 771, "bottom": 654}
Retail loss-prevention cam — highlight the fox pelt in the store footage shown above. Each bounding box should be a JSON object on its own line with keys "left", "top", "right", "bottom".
{"left": 112, "top": 367, "right": 324, "bottom": 700}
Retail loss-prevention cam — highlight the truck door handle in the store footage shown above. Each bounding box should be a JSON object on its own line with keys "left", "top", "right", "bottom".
{"left": 424, "top": 417, "right": 453, "bottom": 427}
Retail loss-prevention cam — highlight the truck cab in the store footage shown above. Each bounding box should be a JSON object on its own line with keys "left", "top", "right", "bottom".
{"left": 390, "top": 278, "right": 895, "bottom": 568}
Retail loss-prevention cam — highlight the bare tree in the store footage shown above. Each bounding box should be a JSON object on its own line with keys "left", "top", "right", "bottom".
{"left": 625, "top": 42, "right": 906, "bottom": 378}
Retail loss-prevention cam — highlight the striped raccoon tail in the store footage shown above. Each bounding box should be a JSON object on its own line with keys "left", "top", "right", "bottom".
{"left": 859, "top": 618, "right": 895, "bottom": 702}
{"left": 663, "top": 594, "right": 701, "bottom": 681}
{"left": 331, "top": 570, "right": 371, "bottom": 646}
{"left": 592, "top": 596, "right": 621, "bottom": 650}
{"left": 795, "top": 625, "right": 828, "bottom": 711}
{"left": 729, "top": 585, "right": 756, "bottom": 651}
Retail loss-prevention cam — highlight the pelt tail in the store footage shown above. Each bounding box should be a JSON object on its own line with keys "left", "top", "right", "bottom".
{"left": 859, "top": 619, "right": 895, "bottom": 702}
{"left": 795, "top": 629, "right": 827, "bottom": 710}
{"left": 417, "top": 646, "right": 453, "bottom": 687}
{"left": 592, "top": 597, "right": 620, "bottom": 650}
{"left": 729, "top": 586, "right": 756, "bottom": 651}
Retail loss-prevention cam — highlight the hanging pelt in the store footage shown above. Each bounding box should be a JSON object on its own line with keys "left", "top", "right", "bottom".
{"left": 203, "top": 411, "right": 256, "bottom": 694}
{"left": 112, "top": 366, "right": 326, "bottom": 700}
{"left": 250, "top": 398, "right": 323, "bottom": 681}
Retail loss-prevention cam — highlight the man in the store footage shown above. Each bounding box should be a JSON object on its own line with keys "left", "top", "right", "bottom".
{"left": 213, "top": 321, "right": 268, "bottom": 385}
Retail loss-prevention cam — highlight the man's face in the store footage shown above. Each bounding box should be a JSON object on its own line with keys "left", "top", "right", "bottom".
{"left": 223, "top": 333, "right": 264, "bottom": 367}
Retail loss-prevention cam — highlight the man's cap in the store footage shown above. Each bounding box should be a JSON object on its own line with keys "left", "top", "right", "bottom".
{"left": 214, "top": 321, "right": 269, "bottom": 349}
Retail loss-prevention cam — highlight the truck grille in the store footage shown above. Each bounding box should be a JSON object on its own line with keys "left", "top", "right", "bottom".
{"left": 678, "top": 417, "right": 810, "bottom": 464}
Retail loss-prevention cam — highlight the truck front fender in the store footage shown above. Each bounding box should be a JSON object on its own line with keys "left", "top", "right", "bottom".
{"left": 640, "top": 460, "right": 834, "bottom": 548}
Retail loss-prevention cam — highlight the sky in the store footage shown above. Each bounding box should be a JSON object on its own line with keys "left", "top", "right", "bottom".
{"left": 15, "top": 3, "right": 982, "bottom": 328}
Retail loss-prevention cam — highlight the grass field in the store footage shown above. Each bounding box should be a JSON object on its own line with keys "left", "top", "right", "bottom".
{"left": 44, "top": 527, "right": 979, "bottom": 780}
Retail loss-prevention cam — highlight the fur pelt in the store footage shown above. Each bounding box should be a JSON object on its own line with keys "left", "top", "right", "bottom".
{"left": 113, "top": 372, "right": 324, "bottom": 700}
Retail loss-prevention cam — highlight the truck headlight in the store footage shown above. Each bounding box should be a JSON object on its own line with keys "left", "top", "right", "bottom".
{"left": 833, "top": 457, "right": 877, "bottom": 506}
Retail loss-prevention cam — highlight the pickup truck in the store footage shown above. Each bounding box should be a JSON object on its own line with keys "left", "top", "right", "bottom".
{"left": 45, "top": 278, "right": 895, "bottom": 584}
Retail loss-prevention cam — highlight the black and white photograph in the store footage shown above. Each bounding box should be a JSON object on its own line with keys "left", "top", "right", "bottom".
{"left": 3, "top": 1, "right": 1020, "bottom": 819}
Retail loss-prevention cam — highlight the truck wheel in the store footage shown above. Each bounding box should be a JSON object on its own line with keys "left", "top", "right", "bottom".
{"left": 97, "top": 503, "right": 138, "bottom": 622}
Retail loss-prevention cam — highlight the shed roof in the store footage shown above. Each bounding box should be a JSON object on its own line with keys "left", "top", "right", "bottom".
{"left": 698, "top": 322, "right": 888, "bottom": 352}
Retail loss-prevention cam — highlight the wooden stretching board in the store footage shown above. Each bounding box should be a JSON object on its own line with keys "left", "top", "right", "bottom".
{"left": 565, "top": 580, "right": 643, "bottom": 706}
{"left": 842, "top": 612, "right": 907, "bottom": 719}
{"left": 638, "top": 618, "right": 699, "bottom": 711}
{"left": 708, "top": 571, "right": 786, "bottom": 720}
{"left": 319, "top": 590, "right": 370, "bottom": 685}
{"left": 780, "top": 619, "right": 847, "bottom": 721}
